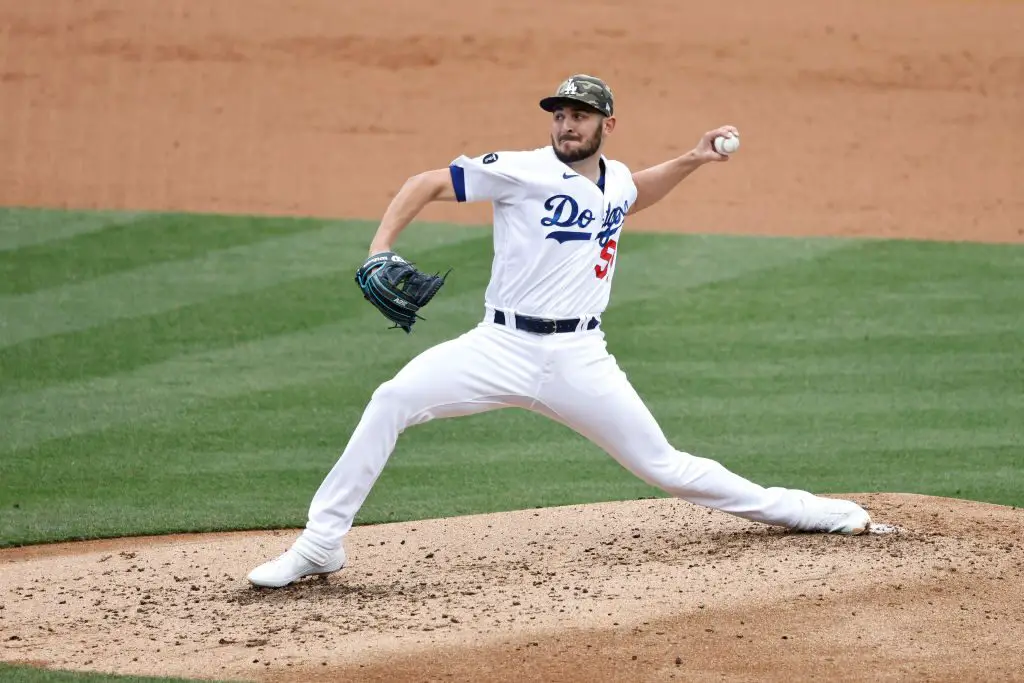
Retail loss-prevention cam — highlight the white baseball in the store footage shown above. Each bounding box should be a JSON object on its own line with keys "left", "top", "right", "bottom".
{"left": 713, "top": 134, "right": 740, "bottom": 155}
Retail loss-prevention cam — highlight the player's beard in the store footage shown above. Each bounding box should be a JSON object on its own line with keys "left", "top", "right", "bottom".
{"left": 552, "top": 125, "right": 603, "bottom": 164}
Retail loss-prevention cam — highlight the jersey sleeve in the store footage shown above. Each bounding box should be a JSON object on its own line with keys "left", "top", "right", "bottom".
{"left": 448, "top": 152, "right": 523, "bottom": 204}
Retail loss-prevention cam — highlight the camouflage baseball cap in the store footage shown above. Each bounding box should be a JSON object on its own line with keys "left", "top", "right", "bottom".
{"left": 539, "top": 74, "right": 614, "bottom": 117}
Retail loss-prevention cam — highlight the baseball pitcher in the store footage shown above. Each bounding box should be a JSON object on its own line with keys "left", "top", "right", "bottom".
{"left": 248, "top": 75, "right": 873, "bottom": 588}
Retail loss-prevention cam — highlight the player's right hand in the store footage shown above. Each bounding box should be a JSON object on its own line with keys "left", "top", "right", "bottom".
{"left": 694, "top": 125, "right": 740, "bottom": 163}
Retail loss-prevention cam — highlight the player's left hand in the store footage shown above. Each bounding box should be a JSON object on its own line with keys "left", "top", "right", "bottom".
{"left": 354, "top": 251, "right": 450, "bottom": 334}
{"left": 693, "top": 125, "right": 740, "bottom": 163}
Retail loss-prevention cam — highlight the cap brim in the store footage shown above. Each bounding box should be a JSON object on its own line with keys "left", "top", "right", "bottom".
{"left": 539, "top": 96, "right": 607, "bottom": 116}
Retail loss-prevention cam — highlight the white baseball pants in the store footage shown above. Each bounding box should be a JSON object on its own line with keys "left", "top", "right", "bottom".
{"left": 294, "top": 314, "right": 853, "bottom": 563}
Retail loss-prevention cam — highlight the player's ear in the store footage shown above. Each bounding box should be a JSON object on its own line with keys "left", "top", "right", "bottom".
{"left": 603, "top": 116, "right": 616, "bottom": 135}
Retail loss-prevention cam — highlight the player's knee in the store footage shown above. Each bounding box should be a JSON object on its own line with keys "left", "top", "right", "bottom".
{"left": 368, "top": 377, "right": 428, "bottom": 417}
{"left": 636, "top": 447, "right": 701, "bottom": 487}
{"left": 617, "top": 443, "right": 679, "bottom": 484}
{"left": 370, "top": 379, "right": 408, "bottom": 406}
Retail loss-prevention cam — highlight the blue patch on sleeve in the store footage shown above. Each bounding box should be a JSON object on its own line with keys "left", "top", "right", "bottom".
{"left": 449, "top": 164, "right": 467, "bottom": 202}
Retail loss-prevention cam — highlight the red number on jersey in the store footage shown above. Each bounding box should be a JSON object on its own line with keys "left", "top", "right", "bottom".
{"left": 594, "top": 239, "right": 617, "bottom": 279}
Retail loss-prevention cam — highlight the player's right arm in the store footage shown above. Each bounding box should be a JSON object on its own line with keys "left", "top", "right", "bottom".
{"left": 629, "top": 126, "right": 737, "bottom": 215}
{"left": 368, "top": 153, "right": 520, "bottom": 255}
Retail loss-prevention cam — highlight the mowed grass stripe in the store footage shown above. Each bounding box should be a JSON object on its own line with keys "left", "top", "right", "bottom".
{"left": 0, "top": 219, "right": 486, "bottom": 349}
{"left": 0, "top": 231, "right": 848, "bottom": 451}
{"left": 0, "top": 232, "right": 496, "bottom": 394}
{"left": 0, "top": 212, "right": 328, "bottom": 295}
{"left": 627, "top": 237, "right": 1024, "bottom": 499}
{"left": 670, "top": 426, "right": 1020, "bottom": 455}
{"left": 634, "top": 349, "right": 1018, "bottom": 380}
{"left": 630, "top": 342, "right": 1022, "bottom": 395}
{"left": 612, "top": 237, "right": 1024, "bottom": 333}
{"left": 0, "top": 230, "right": 500, "bottom": 452}
{"left": 647, "top": 388, "right": 1024, "bottom": 416}
{"left": 612, "top": 231, "right": 855, "bottom": 304}
{"left": 1, "top": 318, "right": 438, "bottom": 453}
{"left": 0, "top": 227, "right": 856, "bottom": 392}
{"left": 0, "top": 208, "right": 144, "bottom": 252}
{"left": 720, "top": 445, "right": 1023, "bottom": 506}
{"left": 0, "top": 663, "right": 213, "bottom": 682}
{"left": 1, "top": 405, "right": 652, "bottom": 546}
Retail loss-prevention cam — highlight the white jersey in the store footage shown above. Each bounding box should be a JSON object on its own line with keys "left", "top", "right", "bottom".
{"left": 448, "top": 146, "right": 637, "bottom": 319}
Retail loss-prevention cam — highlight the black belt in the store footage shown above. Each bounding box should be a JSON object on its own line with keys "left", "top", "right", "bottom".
{"left": 493, "top": 309, "right": 599, "bottom": 335}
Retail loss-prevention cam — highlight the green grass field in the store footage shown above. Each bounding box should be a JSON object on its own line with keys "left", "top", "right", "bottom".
{"left": 1, "top": 207, "right": 1022, "bottom": 681}
{"left": 0, "top": 665, "right": 202, "bottom": 683}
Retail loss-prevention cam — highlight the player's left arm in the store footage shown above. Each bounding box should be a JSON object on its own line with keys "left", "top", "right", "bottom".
{"left": 367, "top": 168, "right": 458, "bottom": 255}
{"left": 629, "top": 125, "right": 738, "bottom": 215}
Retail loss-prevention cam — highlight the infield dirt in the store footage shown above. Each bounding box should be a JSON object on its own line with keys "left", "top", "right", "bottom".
{"left": 3, "top": 495, "right": 1024, "bottom": 682}
{"left": 1, "top": 0, "right": 1022, "bottom": 242}
{"left": 1, "top": 0, "right": 1023, "bottom": 681}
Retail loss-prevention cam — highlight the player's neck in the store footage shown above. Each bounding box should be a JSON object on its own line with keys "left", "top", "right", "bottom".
{"left": 567, "top": 155, "right": 603, "bottom": 185}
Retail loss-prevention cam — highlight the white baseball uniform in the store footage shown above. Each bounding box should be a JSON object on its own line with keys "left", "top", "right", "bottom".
{"left": 292, "top": 146, "right": 863, "bottom": 565}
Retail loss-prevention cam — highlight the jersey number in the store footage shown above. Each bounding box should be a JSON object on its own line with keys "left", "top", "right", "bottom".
{"left": 594, "top": 239, "right": 617, "bottom": 279}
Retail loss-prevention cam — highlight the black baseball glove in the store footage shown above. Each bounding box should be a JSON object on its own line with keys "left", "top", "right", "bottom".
{"left": 354, "top": 251, "right": 449, "bottom": 333}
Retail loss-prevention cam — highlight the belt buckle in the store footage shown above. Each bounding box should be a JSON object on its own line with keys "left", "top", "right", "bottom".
{"left": 539, "top": 318, "right": 557, "bottom": 335}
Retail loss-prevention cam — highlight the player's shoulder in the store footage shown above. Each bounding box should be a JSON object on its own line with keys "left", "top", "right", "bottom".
{"left": 453, "top": 147, "right": 551, "bottom": 170}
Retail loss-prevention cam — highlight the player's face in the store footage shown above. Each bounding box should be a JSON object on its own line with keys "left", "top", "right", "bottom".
{"left": 550, "top": 106, "right": 606, "bottom": 164}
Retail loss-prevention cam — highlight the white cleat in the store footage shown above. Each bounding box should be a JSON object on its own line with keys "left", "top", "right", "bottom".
{"left": 798, "top": 498, "right": 873, "bottom": 536}
{"left": 247, "top": 547, "right": 346, "bottom": 588}
{"left": 825, "top": 507, "right": 872, "bottom": 536}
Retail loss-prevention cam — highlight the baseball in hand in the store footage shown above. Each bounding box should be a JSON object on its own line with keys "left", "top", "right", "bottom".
{"left": 713, "top": 133, "right": 740, "bottom": 155}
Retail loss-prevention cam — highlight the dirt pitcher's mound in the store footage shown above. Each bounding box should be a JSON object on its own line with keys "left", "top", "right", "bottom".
{"left": 2, "top": 494, "right": 1023, "bottom": 682}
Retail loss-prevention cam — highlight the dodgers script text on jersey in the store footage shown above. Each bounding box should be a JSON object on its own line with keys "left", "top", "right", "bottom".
{"left": 449, "top": 147, "right": 636, "bottom": 319}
